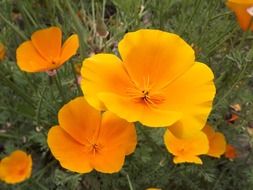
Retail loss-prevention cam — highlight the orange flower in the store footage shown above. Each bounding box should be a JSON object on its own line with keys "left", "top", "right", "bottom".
{"left": 164, "top": 127, "right": 209, "bottom": 164}
{"left": 81, "top": 29, "right": 215, "bottom": 137}
{"left": 202, "top": 125, "right": 226, "bottom": 158}
{"left": 0, "top": 42, "right": 6, "bottom": 61}
{"left": 47, "top": 97, "right": 137, "bottom": 173}
{"left": 16, "top": 26, "right": 79, "bottom": 72}
{"left": 0, "top": 150, "right": 32, "bottom": 184}
{"left": 146, "top": 188, "right": 162, "bottom": 190}
{"left": 227, "top": 0, "right": 253, "bottom": 31}
{"left": 225, "top": 144, "right": 237, "bottom": 159}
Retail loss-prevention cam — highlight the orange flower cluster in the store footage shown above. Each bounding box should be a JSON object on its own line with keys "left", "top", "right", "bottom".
{"left": 227, "top": 0, "right": 253, "bottom": 31}
{"left": 0, "top": 150, "right": 32, "bottom": 184}
{"left": 14, "top": 26, "right": 229, "bottom": 175}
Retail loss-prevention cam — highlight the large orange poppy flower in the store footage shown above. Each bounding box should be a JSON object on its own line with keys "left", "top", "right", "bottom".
{"left": 81, "top": 29, "right": 215, "bottom": 137}
{"left": 202, "top": 124, "right": 226, "bottom": 158}
{"left": 16, "top": 26, "right": 79, "bottom": 72}
{"left": 0, "top": 150, "right": 32, "bottom": 184}
{"left": 227, "top": 0, "right": 253, "bottom": 31}
{"left": 47, "top": 97, "right": 137, "bottom": 174}
{"left": 164, "top": 128, "right": 209, "bottom": 164}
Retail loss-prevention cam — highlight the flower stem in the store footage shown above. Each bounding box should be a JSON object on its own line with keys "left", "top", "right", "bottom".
{"left": 70, "top": 62, "right": 82, "bottom": 95}
{"left": 52, "top": 74, "right": 66, "bottom": 103}
{"left": 0, "top": 70, "right": 35, "bottom": 109}
{"left": 65, "top": 0, "right": 87, "bottom": 58}
{"left": 121, "top": 170, "right": 134, "bottom": 190}
{"left": 0, "top": 12, "right": 27, "bottom": 41}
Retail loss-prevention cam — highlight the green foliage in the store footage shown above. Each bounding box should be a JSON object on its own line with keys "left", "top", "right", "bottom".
{"left": 0, "top": 0, "right": 253, "bottom": 189}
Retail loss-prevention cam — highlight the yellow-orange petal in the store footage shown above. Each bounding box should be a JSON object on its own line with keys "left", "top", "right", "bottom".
{"left": 163, "top": 62, "right": 215, "bottom": 137}
{"left": 98, "top": 93, "right": 182, "bottom": 127}
{"left": 164, "top": 129, "right": 209, "bottom": 164}
{"left": 81, "top": 53, "right": 134, "bottom": 110}
{"left": 0, "top": 42, "right": 6, "bottom": 61}
{"left": 59, "top": 34, "right": 79, "bottom": 64}
{"left": 174, "top": 155, "right": 203, "bottom": 164}
{"left": 118, "top": 29, "right": 195, "bottom": 90}
{"left": 47, "top": 126, "right": 93, "bottom": 173}
{"left": 58, "top": 97, "right": 101, "bottom": 145}
{"left": 0, "top": 150, "right": 32, "bottom": 184}
{"left": 98, "top": 111, "right": 137, "bottom": 155}
{"left": 16, "top": 41, "right": 55, "bottom": 72}
{"left": 202, "top": 125, "right": 226, "bottom": 158}
{"left": 227, "top": 0, "right": 253, "bottom": 31}
{"left": 31, "top": 26, "right": 62, "bottom": 62}
{"left": 91, "top": 147, "right": 125, "bottom": 173}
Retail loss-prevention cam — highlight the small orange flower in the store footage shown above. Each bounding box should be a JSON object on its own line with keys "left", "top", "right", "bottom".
{"left": 16, "top": 26, "right": 79, "bottom": 72}
{"left": 0, "top": 42, "right": 6, "bottom": 61}
{"left": 164, "top": 127, "right": 209, "bottom": 164}
{"left": 202, "top": 125, "right": 226, "bottom": 158}
{"left": 146, "top": 188, "right": 162, "bottom": 190}
{"left": 227, "top": 0, "right": 253, "bottom": 31}
{"left": 225, "top": 144, "right": 237, "bottom": 159}
{"left": 47, "top": 97, "right": 137, "bottom": 173}
{"left": 81, "top": 29, "right": 215, "bottom": 137}
{"left": 0, "top": 150, "right": 32, "bottom": 184}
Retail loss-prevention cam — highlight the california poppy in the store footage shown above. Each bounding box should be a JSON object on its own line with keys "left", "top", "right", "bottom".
{"left": 225, "top": 144, "right": 237, "bottom": 159}
{"left": 202, "top": 125, "right": 226, "bottom": 158}
{"left": 81, "top": 29, "right": 215, "bottom": 137}
{"left": 164, "top": 128, "right": 209, "bottom": 164}
{"left": 0, "top": 42, "right": 5, "bottom": 61}
{"left": 16, "top": 26, "right": 79, "bottom": 72}
{"left": 47, "top": 97, "right": 137, "bottom": 173}
{"left": 0, "top": 150, "right": 32, "bottom": 184}
{"left": 227, "top": 0, "right": 253, "bottom": 31}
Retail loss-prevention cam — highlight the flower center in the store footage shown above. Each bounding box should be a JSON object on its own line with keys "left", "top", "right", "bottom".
{"left": 90, "top": 143, "right": 102, "bottom": 155}
{"left": 140, "top": 90, "right": 165, "bottom": 105}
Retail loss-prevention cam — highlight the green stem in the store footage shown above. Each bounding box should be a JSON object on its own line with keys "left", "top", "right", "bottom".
{"left": 65, "top": 0, "right": 87, "bottom": 58}
{"left": 70, "top": 62, "right": 82, "bottom": 95}
{"left": 122, "top": 170, "right": 134, "bottom": 190}
{"left": 213, "top": 54, "right": 249, "bottom": 109}
{"left": 138, "top": 124, "right": 165, "bottom": 154}
{"left": 91, "top": 0, "right": 96, "bottom": 39}
{"left": 53, "top": 74, "right": 66, "bottom": 103}
{"left": 0, "top": 12, "right": 27, "bottom": 41}
{"left": 36, "top": 86, "right": 46, "bottom": 126}
{"left": 238, "top": 18, "right": 253, "bottom": 49}
{"left": 0, "top": 133, "right": 18, "bottom": 139}
{"left": 0, "top": 70, "right": 35, "bottom": 109}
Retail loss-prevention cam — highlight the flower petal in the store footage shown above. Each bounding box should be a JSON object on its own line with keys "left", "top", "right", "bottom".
{"left": 58, "top": 97, "right": 101, "bottom": 145}
{"left": 0, "top": 150, "right": 32, "bottom": 184}
{"left": 164, "top": 129, "right": 209, "bottom": 164}
{"left": 59, "top": 34, "right": 79, "bottom": 64}
{"left": 91, "top": 147, "right": 125, "bottom": 173}
{"left": 203, "top": 125, "right": 226, "bottom": 158}
{"left": 227, "top": 1, "right": 253, "bottom": 31}
{"left": 31, "top": 26, "right": 62, "bottom": 62}
{"left": 118, "top": 29, "right": 195, "bottom": 89}
{"left": 16, "top": 41, "right": 54, "bottom": 72}
{"left": 162, "top": 62, "right": 215, "bottom": 137}
{"left": 81, "top": 53, "right": 134, "bottom": 110}
{"left": 47, "top": 126, "right": 93, "bottom": 173}
{"left": 98, "top": 93, "right": 182, "bottom": 127}
{"left": 173, "top": 155, "right": 203, "bottom": 164}
{"left": 98, "top": 111, "right": 137, "bottom": 155}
